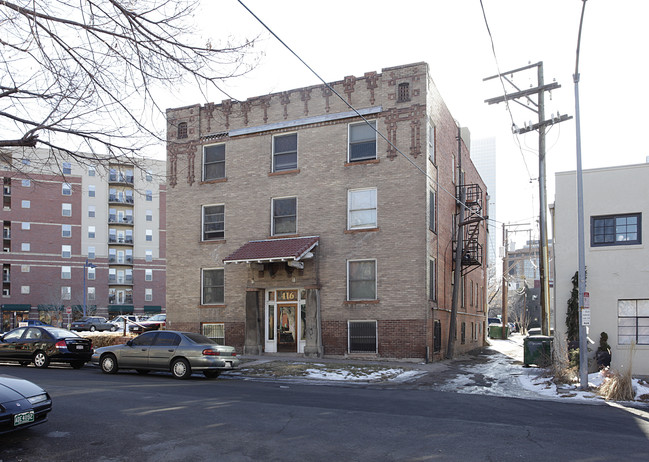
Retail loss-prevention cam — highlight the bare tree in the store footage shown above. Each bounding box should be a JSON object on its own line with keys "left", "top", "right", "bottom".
{"left": 0, "top": 0, "right": 256, "bottom": 170}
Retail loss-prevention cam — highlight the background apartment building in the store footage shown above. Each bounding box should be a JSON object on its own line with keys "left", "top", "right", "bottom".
{"left": 166, "top": 62, "right": 488, "bottom": 360}
{"left": 1, "top": 148, "right": 166, "bottom": 330}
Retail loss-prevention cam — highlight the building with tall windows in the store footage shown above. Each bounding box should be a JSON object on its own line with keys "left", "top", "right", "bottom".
{"left": 1, "top": 148, "right": 166, "bottom": 330}
{"left": 165, "top": 62, "right": 487, "bottom": 360}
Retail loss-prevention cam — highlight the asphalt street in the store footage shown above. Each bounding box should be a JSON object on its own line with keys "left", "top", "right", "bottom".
{"left": 1, "top": 363, "right": 648, "bottom": 462}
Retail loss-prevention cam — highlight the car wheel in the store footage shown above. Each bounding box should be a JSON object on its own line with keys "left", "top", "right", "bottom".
{"left": 70, "top": 361, "right": 85, "bottom": 369}
{"left": 110, "top": 325, "right": 117, "bottom": 332}
{"left": 171, "top": 358, "right": 191, "bottom": 379}
{"left": 100, "top": 354, "right": 118, "bottom": 374}
{"left": 89, "top": 325, "right": 96, "bottom": 332}
{"left": 203, "top": 370, "right": 221, "bottom": 379}
{"left": 33, "top": 351, "right": 50, "bottom": 369}
{"left": 136, "top": 369, "right": 150, "bottom": 375}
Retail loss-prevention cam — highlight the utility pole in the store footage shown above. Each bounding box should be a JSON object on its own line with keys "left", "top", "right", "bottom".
{"left": 485, "top": 63, "right": 572, "bottom": 337}
{"left": 501, "top": 224, "right": 509, "bottom": 340}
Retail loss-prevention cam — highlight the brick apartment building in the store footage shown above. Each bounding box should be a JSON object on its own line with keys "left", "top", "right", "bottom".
{"left": 1, "top": 148, "right": 166, "bottom": 330}
{"left": 165, "top": 62, "right": 488, "bottom": 360}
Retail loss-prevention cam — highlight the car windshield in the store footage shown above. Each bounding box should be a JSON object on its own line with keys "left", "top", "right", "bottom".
{"left": 183, "top": 332, "right": 216, "bottom": 345}
{"left": 147, "top": 314, "right": 165, "bottom": 321}
{"left": 44, "top": 327, "right": 80, "bottom": 338}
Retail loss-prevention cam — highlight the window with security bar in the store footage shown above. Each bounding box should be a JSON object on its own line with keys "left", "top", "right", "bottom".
{"left": 349, "top": 321, "right": 377, "bottom": 353}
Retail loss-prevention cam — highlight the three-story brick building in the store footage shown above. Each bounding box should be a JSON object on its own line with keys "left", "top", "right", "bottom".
{"left": 165, "top": 62, "right": 487, "bottom": 360}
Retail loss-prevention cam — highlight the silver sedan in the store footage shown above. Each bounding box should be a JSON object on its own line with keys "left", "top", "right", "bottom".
{"left": 91, "top": 331, "right": 239, "bottom": 379}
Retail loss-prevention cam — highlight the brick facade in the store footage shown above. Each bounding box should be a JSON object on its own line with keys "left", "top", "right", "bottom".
{"left": 165, "top": 62, "right": 488, "bottom": 360}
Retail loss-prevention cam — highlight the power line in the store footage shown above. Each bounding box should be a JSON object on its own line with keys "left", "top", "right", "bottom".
{"left": 236, "top": 0, "right": 499, "bottom": 223}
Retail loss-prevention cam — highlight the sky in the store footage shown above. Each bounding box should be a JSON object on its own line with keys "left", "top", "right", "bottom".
{"left": 164, "top": 0, "right": 649, "bottom": 245}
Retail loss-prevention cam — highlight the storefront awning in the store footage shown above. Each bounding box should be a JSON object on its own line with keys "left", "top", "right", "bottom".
{"left": 224, "top": 236, "right": 319, "bottom": 264}
{"left": 1, "top": 304, "right": 31, "bottom": 312}
{"left": 108, "top": 305, "right": 134, "bottom": 314}
{"left": 143, "top": 306, "right": 162, "bottom": 313}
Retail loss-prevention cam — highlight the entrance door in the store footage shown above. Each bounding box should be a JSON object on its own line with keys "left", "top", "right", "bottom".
{"left": 277, "top": 304, "right": 297, "bottom": 352}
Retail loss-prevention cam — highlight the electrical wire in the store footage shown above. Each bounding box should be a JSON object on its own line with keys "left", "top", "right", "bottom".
{"left": 236, "top": 0, "right": 502, "bottom": 224}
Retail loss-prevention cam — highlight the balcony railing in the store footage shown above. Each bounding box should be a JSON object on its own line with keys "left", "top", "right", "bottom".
{"left": 2, "top": 230, "right": 9, "bottom": 239}
{"left": 108, "top": 237, "right": 133, "bottom": 244}
{"left": 108, "top": 216, "right": 134, "bottom": 225}
{"left": 108, "top": 196, "right": 134, "bottom": 205}
{"left": 108, "top": 296, "right": 133, "bottom": 305}
{"left": 109, "top": 174, "right": 134, "bottom": 185}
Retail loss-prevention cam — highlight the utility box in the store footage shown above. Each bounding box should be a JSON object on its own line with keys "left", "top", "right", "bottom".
{"left": 524, "top": 335, "right": 553, "bottom": 367}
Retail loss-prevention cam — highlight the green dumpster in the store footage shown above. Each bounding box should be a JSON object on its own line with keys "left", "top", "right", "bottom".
{"left": 489, "top": 324, "right": 509, "bottom": 339}
{"left": 523, "top": 335, "right": 553, "bottom": 367}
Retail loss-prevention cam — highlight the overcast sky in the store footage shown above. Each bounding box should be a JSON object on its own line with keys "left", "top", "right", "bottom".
{"left": 166, "top": 0, "right": 648, "bottom": 240}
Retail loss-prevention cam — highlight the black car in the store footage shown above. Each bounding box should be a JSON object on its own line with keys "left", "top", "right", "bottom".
{"left": 70, "top": 316, "right": 114, "bottom": 332}
{"left": 0, "top": 326, "right": 93, "bottom": 369}
{"left": 0, "top": 374, "right": 52, "bottom": 434}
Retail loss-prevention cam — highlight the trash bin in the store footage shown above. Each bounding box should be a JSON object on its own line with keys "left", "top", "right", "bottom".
{"left": 523, "top": 335, "right": 553, "bottom": 367}
{"left": 489, "top": 324, "right": 509, "bottom": 339}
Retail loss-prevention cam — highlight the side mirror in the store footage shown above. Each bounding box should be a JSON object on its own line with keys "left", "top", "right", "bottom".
{"left": 126, "top": 340, "right": 133, "bottom": 347}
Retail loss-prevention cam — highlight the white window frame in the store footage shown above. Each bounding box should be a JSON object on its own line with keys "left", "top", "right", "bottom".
{"left": 348, "top": 121, "right": 377, "bottom": 162}
{"left": 347, "top": 259, "right": 377, "bottom": 301}
{"left": 88, "top": 185, "right": 95, "bottom": 197}
{"left": 62, "top": 224, "right": 72, "bottom": 238}
{"left": 21, "top": 179, "right": 31, "bottom": 187}
{"left": 21, "top": 285, "right": 30, "bottom": 294}
{"left": 88, "top": 246, "right": 95, "bottom": 259}
{"left": 88, "top": 166, "right": 96, "bottom": 177}
{"left": 62, "top": 203, "right": 71, "bottom": 217}
{"left": 61, "top": 266, "right": 71, "bottom": 279}
{"left": 271, "top": 196, "right": 297, "bottom": 236}
{"left": 88, "top": 205, "right": 95, "bottom": 218}
{"left": 203, "top": 143, "right": 226, "bottom": 181}
{"left": 62, "top": 245, "right": 71, "bottom": 258}
{"left": 62, "top": 183, "right": 72, "bottom": 196}
{"left": 145, "top": 229, "right": 153, "bottom": 242}
{"left": 88, "top": 287, "right": 96, "bottom": 301}
{"left": 347, "top": 188, "right": 377, "bottom": 230}
{"left": 145, "top": 269, "right": 153, "bottom": 281}
{"left": 21, "top": 243, "right": 30, "bottom": 252}
{"left": 88, "top": 226, "right": 95, "bottom": 239}
{"left": 145, "top": 190, "right": 152, "bottom": 201}
{"left": 88, "top": 267, "right": 96, "bottom": 280}
{"left": 145, "top": 288, "right": 153, "bottom": 302}
{"left": 61, "top": 286, "right": 71, "bottom": 300}
{"left": 62, "top": 162, "right": 72, "bottom": 174}
{"left": 146, "top": 209, "right": 153, "bottom": 221}
{"left": 21, "top": 222, "right": 30, "bottom": 230}
{"left": 21, "top": 200, "right": 30, "bottom": 208}
{"left": 145, "top": 250, "right": 153, "bottom": 262}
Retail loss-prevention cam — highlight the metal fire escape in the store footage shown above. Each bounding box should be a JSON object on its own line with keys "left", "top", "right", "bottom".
{"left": 457, "top": 184, "right": 484, "bottom": 276}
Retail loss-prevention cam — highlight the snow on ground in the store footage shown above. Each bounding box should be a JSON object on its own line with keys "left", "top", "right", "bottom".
{"left": 303, "top": 366, "right": 424, "bottom": 382}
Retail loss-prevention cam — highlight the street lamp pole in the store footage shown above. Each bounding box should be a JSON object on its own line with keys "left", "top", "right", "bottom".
{"left": 83, "top": 259, "right": 97, "bottom": 317}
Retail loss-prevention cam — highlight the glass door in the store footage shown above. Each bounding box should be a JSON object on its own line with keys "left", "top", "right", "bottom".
{"left": 277, "top": 304, "right": 297, "bottom": 352}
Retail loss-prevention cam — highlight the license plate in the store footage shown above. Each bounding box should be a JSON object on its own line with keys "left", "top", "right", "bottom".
{"left": 76, "top": 345, "right": 85, "bottom": 350}
{"left": 14, "top": 410, "right": 35, "bottom": 426}
{"left": 225, "top": 361, "right": 232, "bottom": 368}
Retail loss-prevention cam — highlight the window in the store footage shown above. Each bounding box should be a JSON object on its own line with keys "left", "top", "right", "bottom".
{"left": 154, "top": 332, "right": 181, "bottom": 347}
{"left": 88, "top": 267, "right": 95, "bottom": 280}
{"left": 347, "top": 260, "right": 377, "bottom": 301}
{"left": 61, "top": 286, "right": 71, "bottom": 300}
{"left": 87, "top": 226, "right": 95, "bottom": 239}
{"left": 348, "top": 188, "right": 377, "bottom": 230}
{"left": 397, "top": 82, "right": 410, "bottom": 102}
{"left": 146, "top": 209, "right": 153, "bottom": 222}
{"left": 88, "top": 166, "right": 95, "bottom": 177}
{"left": 203, "top": 144, "right": 225, "bottom": 181}
{"left": 429, "top": 190, "right": 437, "bottom": 232}
{"left": 349, "top": 121, "right": 377, "bottom": 162}
{"left": 61, "top": 266, "right": 71, "bottom": 279}
{"left": 272, "top": 197, "right": 297, "bottom": 235}
{"left": 62, "top": 224, "right": 71, "bottom": 238}
{"left": 591, "top": 213, "right": 641, "bottom": 247}
{"left": 88, "top": 205, "right": 95, "bottom": 218}
{"left": 434, "top": 320, "right": 442, "bottom": 352}
{"left": 145, "top": 269, "right": 153, "bottom": 281}
{"left": 202, "top": 268, "right": 224, "bottom": 305}
{"left": 451, "top": 155, "right": 456, "bottom": 184}
{"left": 145, "top": 288, "right": 153, "bottom": 302}
{"left": 88, "top": 287, "right": 95, "bottom": 301}
{"left": 21, "top": 222, "right": 30, "bottom": 230}
{"left": 273, "top": 133, "right": 298, "bottom": 172}
{"left": 62, "top": 162, "right": 72, "bottom": 174}
{"left": 145, "top": 250, "right": 153, "bottom": 262}
{"left": 88, "top": 246, "right": 95, "bottom": 259}
{"left": 21, "top": 243, "right": 30, "bottom": 252}
{"left": 146, "top": 170, "right": 152, "bottom": 182}
{"left": 202, "top": 323, "right": 225, "bottom": 345}
{"left": 461, "top": 322, "right": 466, "bottom": 344}
{"left": 22, "top": 179, "right": 30, "bottom": 187}
{"left": 202, "top": 205, "right": 224, "bottom": 241}
{"left": 21, "top": 286, "right": 30, "bottom": 294}
{"left": 145, "top": 229, "right": 153, "bottom": 242}
{"left": 62, "top": 203, "right": 71, "bottom": 216}
{"left": 428, "top": 122, "right": 436, "bottom": 164}
{"left": 62, "top": 183, "right": 71, "bottom": 196}
{"left": 177, "top": 122, "right": 188, "bottom": 139}
{"left": 21, "top": 265, "right": 29, "bottom": 272}
{"left": 429, "top": 258, "right": 437, "bottom": 301}
{"left": 349, "top": 321, "right": 377, "bottom": 353}
{"left": 21, "top": 200, "right": 30, "bottom": 208}
{"left": 62, "top": 245, "right": 71, "bottom": 258}
{"left": 88, "top": 185, "right": 95, "bottom": 197}
{"left": 145, "top": 190, "right": 152, "bottom": 201}
{"left": 618, "top": 300, "right": 649, "bottom": 345}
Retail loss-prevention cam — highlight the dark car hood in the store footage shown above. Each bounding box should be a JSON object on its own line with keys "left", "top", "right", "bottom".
{"left": 0, "top": 375, "right": 45, "bottom": 401}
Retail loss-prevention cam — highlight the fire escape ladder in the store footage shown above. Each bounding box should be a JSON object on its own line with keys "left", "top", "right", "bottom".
{"left": 457, "top": 184, "right": 484, "bottom": 276}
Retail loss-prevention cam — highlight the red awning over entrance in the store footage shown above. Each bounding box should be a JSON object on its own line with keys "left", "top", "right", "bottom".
{"left": 223, "top": 236, "right": 319, "bottom": 264}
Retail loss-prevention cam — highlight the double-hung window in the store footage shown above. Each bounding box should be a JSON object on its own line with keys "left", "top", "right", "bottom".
{"left": 429, "top": 190, "right": 437, "bottom": 232}
{"left": 88, "top": 185, "right": 95, "bottom": 197}
{"left": 273, "top": 133, "right": 297, "bottom": 172}
{"left": 272, "top": 197, "right": 297, "bottom": 235}
{"left": 348, "top": 188, "right": 377, "bottom": 230}
{"left": 348, "top": 121, "right": 377, "bottom": 162}
{"left": 202, "top": 205, "right": 224, "bottom": 240}
{"left": 62, "top": 245, "right": 71, "bottom": 258}
{"left": 202, "top": 268, "right": 224, "bottom": 305}
{"left": 62, "top": 183, "right": 71, "bottom": 196}
{"left": 61, "top": 266, "right": 71, "bottom": 279}
{"left": 62, "top": 162, "right": 72, "bottom": 174}
{"left": 62, "top": 203, "right": 71, "bottom": 217}
{"left": 347, "top": 259, "right": 377, "bottom": 301}
{"left": 62, "top": 224, "right": 71, "bottom": 238}
{"left": 591, "top": 213, "right": 641, "bottom": 246}
{"left": 203, "top": 144, "right": 225, "bottom": 180}
{"left": 618, "top": 299, "right": 649, "bottom": 345}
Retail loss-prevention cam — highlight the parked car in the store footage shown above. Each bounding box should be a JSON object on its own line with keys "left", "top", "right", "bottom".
{"left": 108, "top": 315, "right": 145, "bottom": 333}
{"left": 70, "top": 316, "right": 114, "bottom": 332}
{"left": 130, "top": 314, "right": 166, "bottom": 334}
{"left": 92, "top": 330, "right": 239, "bottom": 379}
{"left": 0, "top": 326, "right": 93, "bottom": 369}
{"left": 0, "top": 374, "right": 52, "bottom": 434}
{"left": 19, "top": 320, "right": 53, "bottom": 328}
